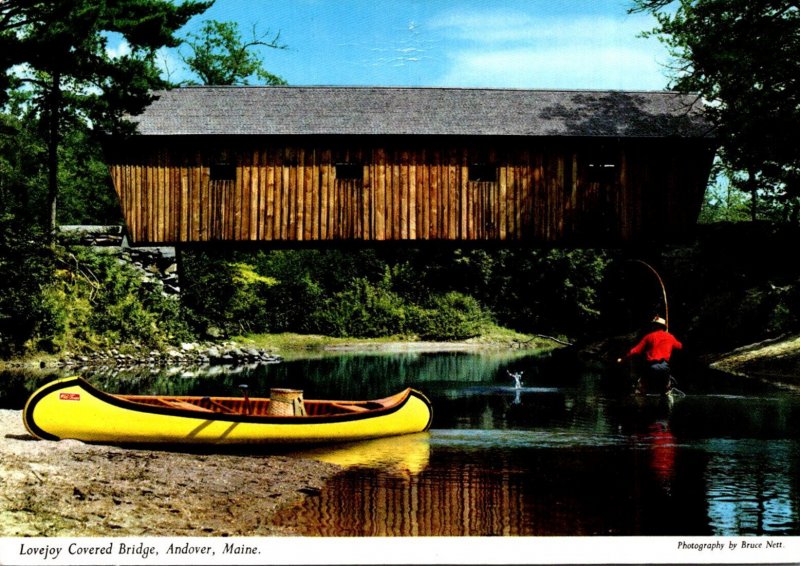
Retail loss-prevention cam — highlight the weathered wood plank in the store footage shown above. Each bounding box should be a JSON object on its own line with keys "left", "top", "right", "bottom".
{"left": 460, "top": 153, "right": 468, "bottom": 239}
{"left": 263, "top": 151, "right": 273, "bottom": 240}
{"left": 430, "top": 149, "right": 440, "bottom": 238}
{"left": 111, "top": 139, "right": 711, "bottom": 246}
{"left": 309, "top": 149, "right": 319, "bottom": 240}
{"left": 409, "top": 152, "right": 417, "bottom": 240}
{"left": 319, "top": 150, "right": 330, "bottom": 239}
{"left": 193, "top": 158, "right": 202, "bottom": 241}
{"left": 304, "top": 150, "right": 314, "bottom": 240}
{"left": 374, "top": 149, "right": 386, "bottom": 240}
{"left": 416, "top": 150, "right": 427, "bottom": 240}
{"left": 399, "top": 151, "right": 408, "bottom": 239}
{"left": 280, "top": 153, "right": 289, "bottom": 240}
{"left": 247, "top": 150, "right": 257, "bottom": 241}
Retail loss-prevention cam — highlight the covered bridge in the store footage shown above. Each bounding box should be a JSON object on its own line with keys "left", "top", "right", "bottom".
{"left": 106, "top": 86, "right": 716, "bottom": 246}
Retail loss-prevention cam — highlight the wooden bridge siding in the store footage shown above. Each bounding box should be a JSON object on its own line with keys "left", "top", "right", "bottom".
{"left": 618, "top": 141, "right": 714, "bottom": 241}
{"left": 109, "top": 139, "right": 710, "bottom": 245}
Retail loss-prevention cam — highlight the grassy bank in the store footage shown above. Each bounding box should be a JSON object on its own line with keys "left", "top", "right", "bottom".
{"left": 235, "top": 327, "right": 563, "bottom": 353}
{"left": 0, "top": 325, "right": 563, "bottom": 370}
{"left": 235, "top": 325, "right": 563, "bottom": 356}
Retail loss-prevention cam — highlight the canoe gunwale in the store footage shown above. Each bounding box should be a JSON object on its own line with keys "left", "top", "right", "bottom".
{"left": 24, "top": 377, "right": 433, "bottom": 442}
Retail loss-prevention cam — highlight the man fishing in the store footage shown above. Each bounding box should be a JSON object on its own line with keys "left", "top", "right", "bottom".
{"left": 617, "top": 315, "right": 683, "bottom": 395}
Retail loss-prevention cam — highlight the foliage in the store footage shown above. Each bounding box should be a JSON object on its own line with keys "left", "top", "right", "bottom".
{"left": 0, "top": 217, "right": 188, "bottom": 356}
{"left": 698, "top": 163, "right": 758, "bottom": 224}
{"left": 312, "top": 275, "right": 407, "bottom": 338}
{"left": 180, "top": 250, "right": 293, "bottom": 336}
{"left": 0, "top": 219, "right": 56, "bottom": 355}
{"left": 0, "top": 94, "right": 47, "bottom": 225}
{"left": 180, "top": 250, "right": 244, "bottom": 335}
{"left": 632, "top": 0, "right": 800, "bottom": 222}
{"left": 67, "top": 248, "right": 191, "bottom": 349}
{"left": 1, "top": 88, "right": 122, "bottom": 227}
{"left": 179, "top": 20, "right": 287, "bottom": 86}
{"left": 407, "top": 248, "right": 611, "bottom": 337}
{"left": 180, "top": 247, "right": 610, "bottom": 342}
{"left": 410, "top": 292, "right": 489, "bottom": 341}
{"left": 55, "top": 125, "right": 122, "bottom": 225}
{"left": 0, "top": 0, "right": 211, "bottom": 232}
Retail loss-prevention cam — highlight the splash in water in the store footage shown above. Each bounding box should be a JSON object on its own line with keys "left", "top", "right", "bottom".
{"left": 507, "top": 370, "right": 524, "bottom": 390}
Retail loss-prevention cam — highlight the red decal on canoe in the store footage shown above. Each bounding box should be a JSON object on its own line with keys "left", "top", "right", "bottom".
{"left": 59, "top": 393, "right": 80, "bottom": 401}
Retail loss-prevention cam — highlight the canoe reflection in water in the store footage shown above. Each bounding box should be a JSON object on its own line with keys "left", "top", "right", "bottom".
{"left": 292, "top": 432, "right": 431, "bottom": 477}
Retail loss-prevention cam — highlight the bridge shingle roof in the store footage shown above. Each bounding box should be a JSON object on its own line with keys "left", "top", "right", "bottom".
{"left": 130, "top": 86, "right": 712, "bottom": 138}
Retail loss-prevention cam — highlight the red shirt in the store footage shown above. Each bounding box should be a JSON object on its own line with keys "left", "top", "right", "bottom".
{"left": 627, "top": 330, "right": 683, "bottom": 362}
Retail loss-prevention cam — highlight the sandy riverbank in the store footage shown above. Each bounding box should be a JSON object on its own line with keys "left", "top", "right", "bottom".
{"left": 0, "top": 410, "right": 340, "bottom": 536}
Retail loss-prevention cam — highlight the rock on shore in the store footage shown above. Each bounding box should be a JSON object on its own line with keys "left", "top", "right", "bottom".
{"left": 709, "top": 333, "right": 800, "bottom": 391}
{"left": 39, "top": 342, "right": 282, "bottom": 373}
{"left": 2, "top": 342, "right": 283, "bottom": 375}
{"left": 0, "top": 410, "right": 339, "bottom": 536}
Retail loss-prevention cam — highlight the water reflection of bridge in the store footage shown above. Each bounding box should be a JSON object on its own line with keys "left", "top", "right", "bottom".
{"left": 281, "top": 460, "right": 531, "bottom": 536}
{"left": 274, "top": 443, "right": 715, "bottom": 536}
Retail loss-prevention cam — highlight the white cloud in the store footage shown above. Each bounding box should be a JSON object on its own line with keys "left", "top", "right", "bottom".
{"left": 437, "top": 46, "right": 669, "bottom": 90}
{"left": 430, "top": 11, "right": 657, "bottom": 44}
{"left": 428, "top": 9, "right": 670, "bottom": 90}
{"left": 106, "top": 37, "right": 132, "bottom": 59}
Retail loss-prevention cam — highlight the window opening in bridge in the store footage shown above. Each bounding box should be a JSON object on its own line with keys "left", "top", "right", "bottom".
{"left": 586, "top": 158, "right": 616, "bottom": 184}
{"left": 335, "top": 163, "right": 363, "bottom": 180}
{"left": 468, "top": 164, "right": 497, "bottom": 183}
{"left": 210, "top": 164, "right": 236, "bottom": 181}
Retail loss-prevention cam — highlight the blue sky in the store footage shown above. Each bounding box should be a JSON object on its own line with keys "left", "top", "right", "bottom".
{"left": 156, "top": 0, "right": 674, "bottom": 90}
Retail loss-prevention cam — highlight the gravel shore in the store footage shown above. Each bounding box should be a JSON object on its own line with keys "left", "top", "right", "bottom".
{"left": 0, "top": 410, "right": 340, "bottom": 536}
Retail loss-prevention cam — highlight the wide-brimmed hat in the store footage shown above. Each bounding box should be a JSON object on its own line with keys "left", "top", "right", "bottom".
{"left": 652, "top": 316, "right": 667, "bottom": 326}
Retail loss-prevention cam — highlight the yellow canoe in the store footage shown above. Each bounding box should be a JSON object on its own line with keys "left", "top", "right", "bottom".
{"left": 23, "top": 377, "right": 433, "bottom": 445}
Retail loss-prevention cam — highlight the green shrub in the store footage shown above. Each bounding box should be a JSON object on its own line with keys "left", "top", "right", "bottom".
{"left": 53, "top": 248, "right": 192, "bottom": 350}
{"left": 410, "top": 292, "right": 490, "bottom": 341}
{"left": 180, "top": 250, "right": 239, "bottom": 336}
{"left": 311, "top": 276, "right": 406, "bottom": 337}
{"left": 260, "top": 274, "right": 323, "bottom": 333}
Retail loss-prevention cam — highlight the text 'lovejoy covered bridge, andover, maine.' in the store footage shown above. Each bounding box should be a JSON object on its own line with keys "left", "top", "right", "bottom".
{"left": 105, "top": 86, "right": 716, "bottom": 247}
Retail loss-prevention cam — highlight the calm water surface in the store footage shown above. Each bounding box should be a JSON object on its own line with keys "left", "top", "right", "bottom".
{"left": 3, "top": 350, "right": 798, "bottom": 536}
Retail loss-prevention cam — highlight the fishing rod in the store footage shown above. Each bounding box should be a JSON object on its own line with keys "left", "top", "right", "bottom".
{"left": 632, "top": 259, "right": 669, "bottom": 331}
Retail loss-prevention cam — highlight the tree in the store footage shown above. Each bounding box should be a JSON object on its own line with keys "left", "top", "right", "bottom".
{"left": 179, "top": 20, "right": 287, "bottom": 86}
{"left": 632, "top": 0, "right": 800, "bottom": 222}
{"left": 0, "top": 0, "right": 211, "bottom": 235}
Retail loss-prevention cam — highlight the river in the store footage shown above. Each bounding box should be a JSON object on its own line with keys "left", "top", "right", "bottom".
{"left": 2, "top": 349, "right": 798, "bottom": 536}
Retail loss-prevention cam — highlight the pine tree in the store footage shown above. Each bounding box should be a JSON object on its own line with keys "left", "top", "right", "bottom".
{"left": 0, "top": 0, "right": 212, "bottom": 235}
